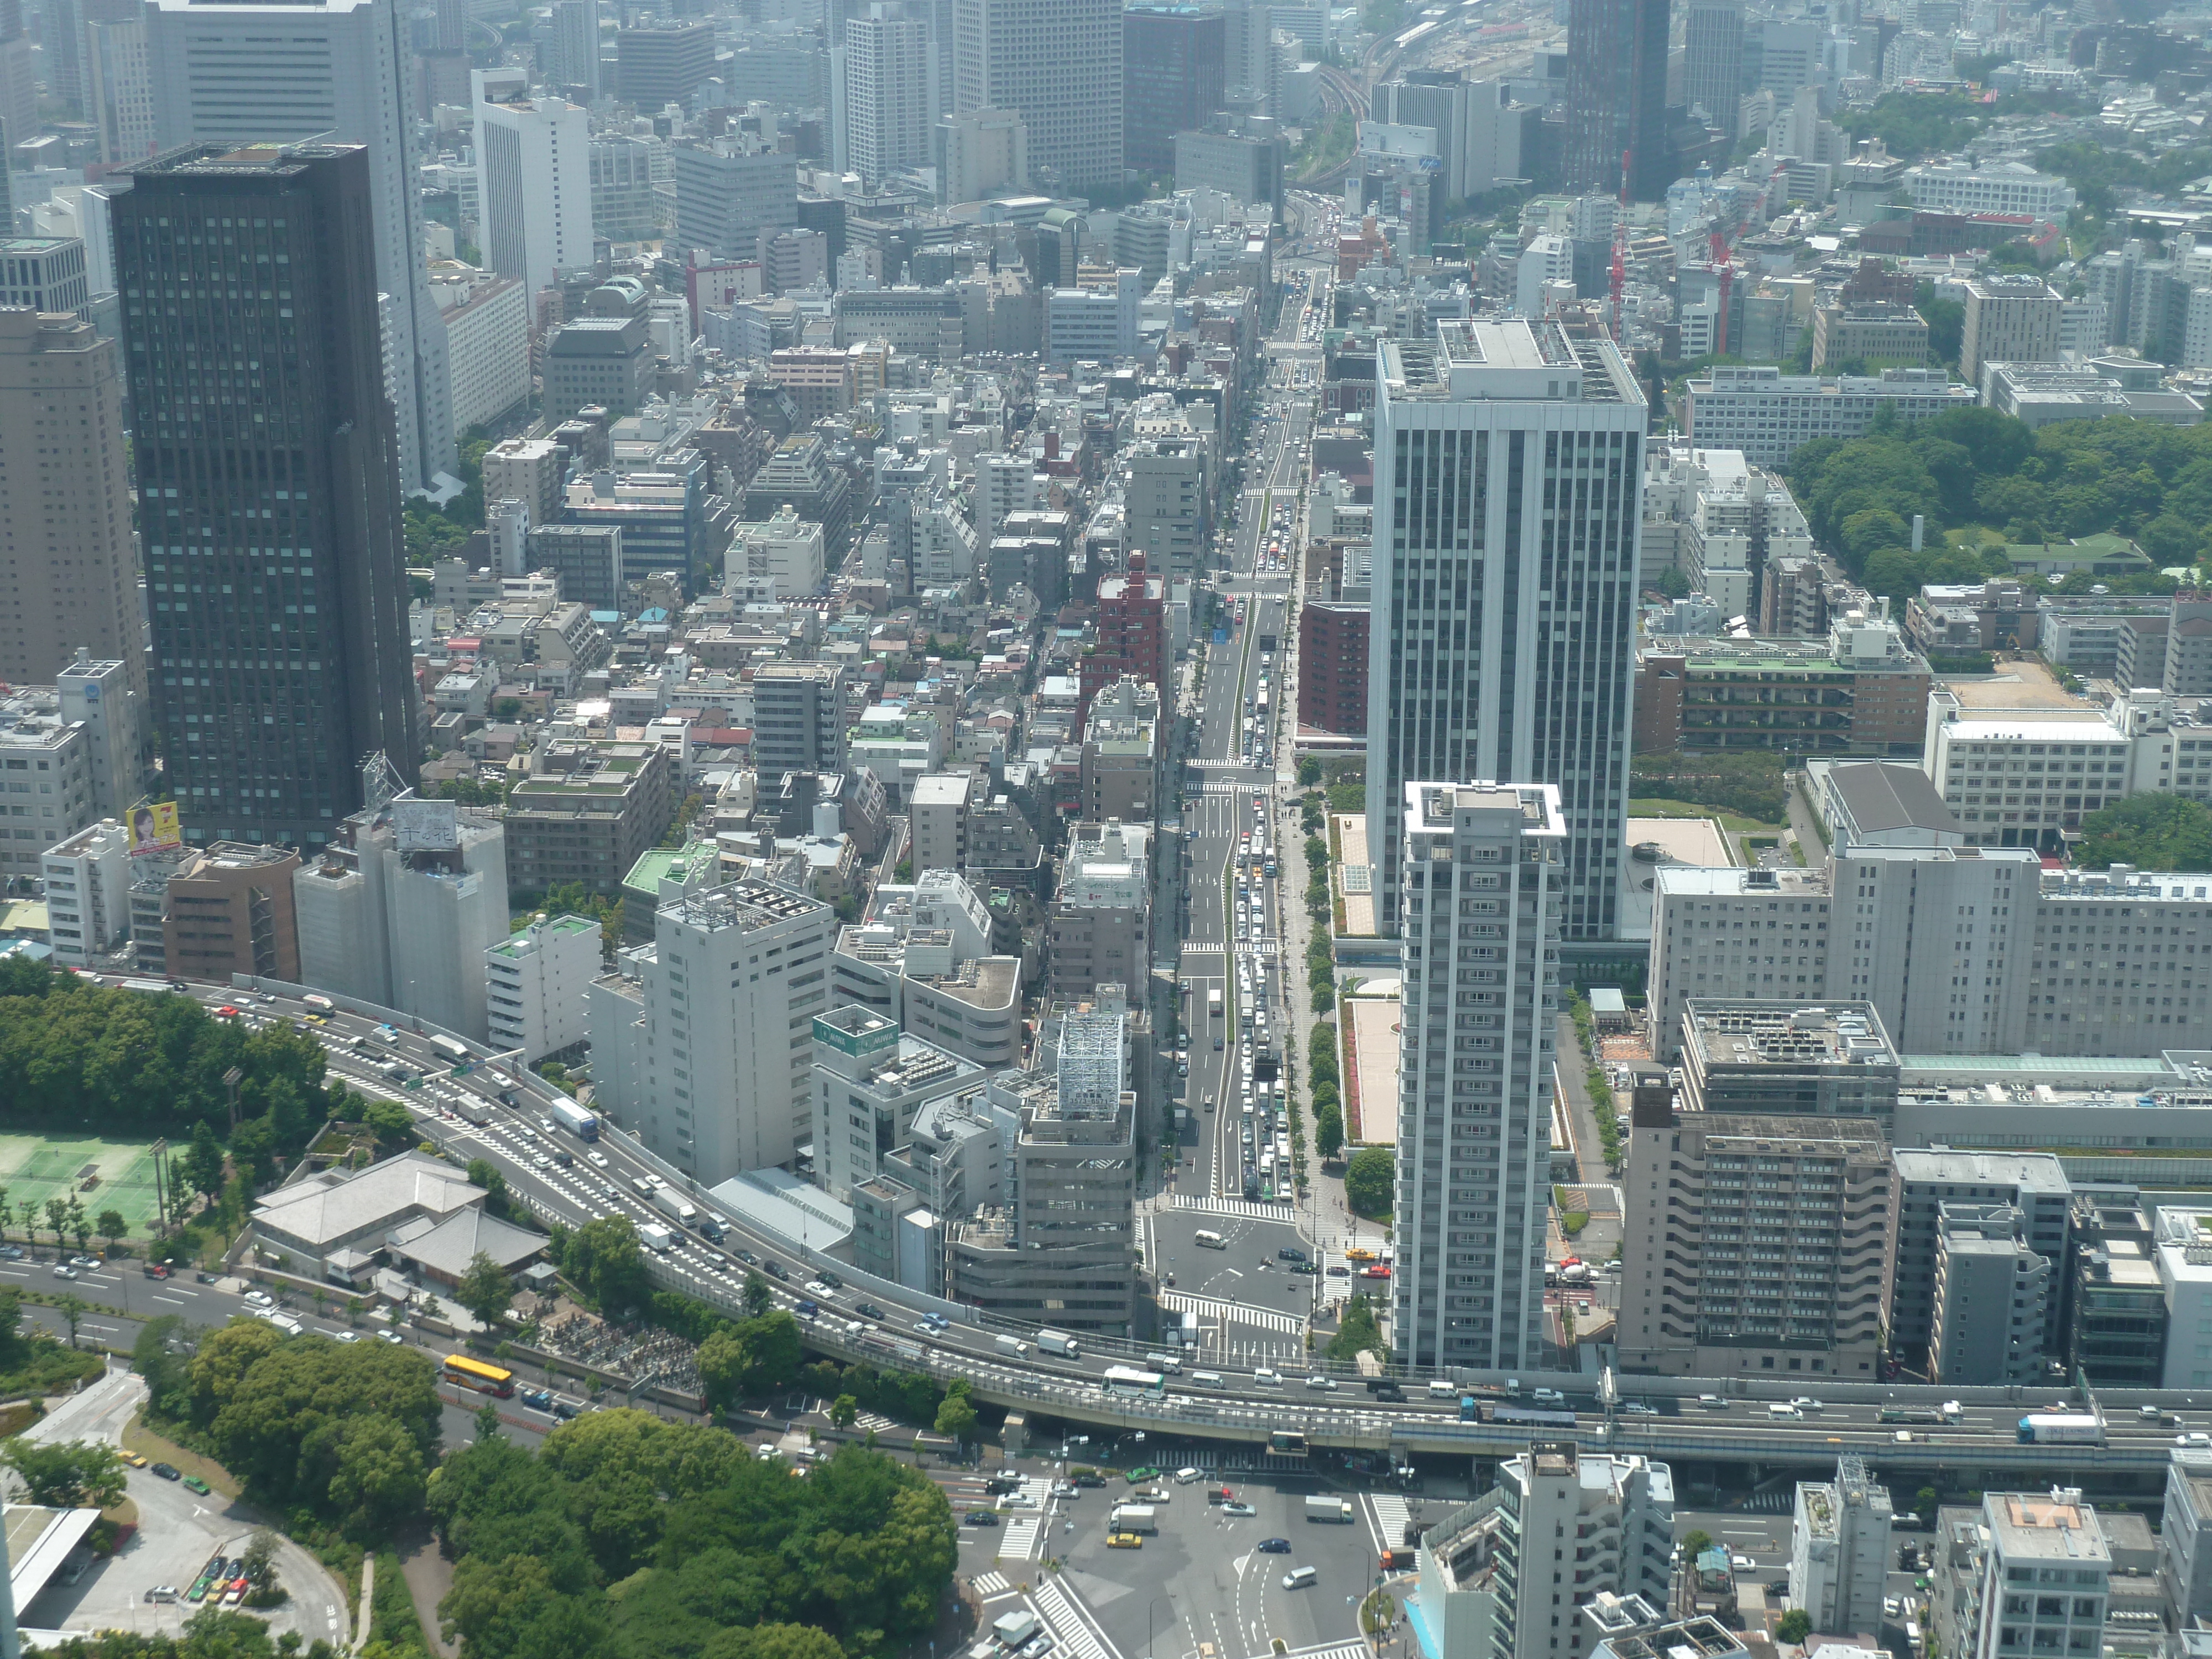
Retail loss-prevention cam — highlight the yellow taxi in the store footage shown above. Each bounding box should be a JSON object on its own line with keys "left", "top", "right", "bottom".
{"left": 121, "top": 1451, "right": 148, "bottom": 1469}
{"left": 1344, "top": 1246, "right": 1375, "bottom": 1264}
{"left": 1107, "top": 1532, "right": 1144, "bottom": 1550}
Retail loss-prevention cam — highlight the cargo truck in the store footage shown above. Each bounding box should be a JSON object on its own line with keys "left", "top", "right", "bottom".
{"left": 1305, "top": 1496, "right": 1355, "bottom": 1523}
{"left": 639, "top": 1222, "right": 676, "bottom": 1254}
{"left": 1109, "top": 1505, "right": 1159, "bottom": 1535}
{"left": 652, "top": 1186, "right": 699, "bottom": 1230}
{"left": 547, "top": 1097, "right": 599, "bottom": 1140}
{"left": 1037, "top": 1329, "right": 1081, "bottom": 1358}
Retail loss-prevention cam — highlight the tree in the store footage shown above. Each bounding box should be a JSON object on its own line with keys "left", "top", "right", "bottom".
{"left": 2080, "top": 793, "right": 2212, "bottom": 871}
{"left": 95, "top": 1210, "right": 127, "bottom": 1255}
{"left": 560, "top": 1215, "right": 649, "bottom": 1318}
{"left": 326, "top": 1413, "right": 430, "bottom": 1540}
{"left": 1327, "top": 1296, "right": 1384, "bottom": 1361}
{"left": 934, "top": 1389, "right": 978, "bottom": 1444}
{"left": 1682, "top": 1529, "right": 1715, "bottom": 1559}
{"left": 830, "top": 1395, "right": 859, "bottom": 1431}
{"left": 43, "top": 1197, "right": 66, "bottom": 1253}
{"left": 132, "top": 1316, "right": 186, "bottom": 1415}
{"left": 1297, "top": 757, "right": 1321, "bottom": 786}
{"left": 455, "top": 1252, "right": 514, "bottom": 1327}
{"left": 363, "top": 1099, "right": 413, "bottom": 1145}
{"left": 1777, "top": 1610, "right": 1813, "bottom": 1645}
{"left": 742, "top": 1270, "right": 773, "bottom": 1318}
{"left": 55, "top": 1293, "right": 86, "bottom": 1348}
{"left": 182, "top": 1121, "right": 227, "bottom": 1204}
{"left": 65, "top": 1196, "right": 90, "bottom": 1254}
{"left": 1344, "top": 1147, "right": 1394, "bottom": 1218}
{"left": 2, "top": 1437, "right": 127, "bottom": 1509}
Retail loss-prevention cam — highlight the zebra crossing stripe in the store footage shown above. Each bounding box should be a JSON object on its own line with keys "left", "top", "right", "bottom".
{"left": 1002, "top": 1516, "right": 1041, "bottom": 1559}
{"left": 970, "top": 1572, "right": 1012, "bottom": 1598}
{"left": 1034, "top": 1578, "right": 1118, "bottom": 1659}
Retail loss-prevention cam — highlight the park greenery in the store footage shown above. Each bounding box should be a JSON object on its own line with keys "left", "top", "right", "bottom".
{"left": 30, "top": 1608, "right": 341, "bottom": 1659}
{"left": 1789, "top": 408, "right": 2212, "bottom": 601}
{"left": 1344, "top": 1146, "right": 1392, "bottom": 1219}
{"left": 2078, "top": 794, "right": 2212, "bottom": 872}
{"left": 1310, "top": 1022, "right": 1344, "bottom": 1159}
{"left": 3, "top": 1433, "right": 128, "bottom": 1509}
{"left": 1327, "top": 1295, "right": 1385, "bottom": 1362}
{"left": 0, "top": 1288, "right": 105, "bottom": 1396}
{"left": 0, "top": 957, "right": 345, "bottom": 1165}
{"left": 425, "top": 1407, "right": 956, "bottom": 1659}
{"left": 1627, "top": 750, "right": 1788, "bottom": 822}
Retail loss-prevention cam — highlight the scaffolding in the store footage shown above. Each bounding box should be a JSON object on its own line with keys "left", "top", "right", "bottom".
{"left": 1056, "top": 1009, "right": 1126, "bottom": 1120}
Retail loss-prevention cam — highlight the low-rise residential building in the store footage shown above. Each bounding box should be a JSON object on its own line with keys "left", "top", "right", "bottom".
{"left": 503, "top": 742, "right": 675, "bottom": 899}
{"left": 485, "top": 913, "right": 602, "bottom": 1062}
{"left": 161, "top": 842, "right": 301, "bottom": 985}
{"left": 810, "top": 1004, "right": 985, "bottom": 1202}
{"left": 40, "top": 819, "right": 131, "bottom": 967}
{"left": 1681, "top": 364, "right": 1976, "bottom": 468}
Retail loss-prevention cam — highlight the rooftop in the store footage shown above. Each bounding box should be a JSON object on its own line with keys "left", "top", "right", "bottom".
{"left": 1684, "top": 1000, "right": 1900, "bottom": 1069}
{"left": 663, "top": 879, "right": 827, "bottom": 933}
{"left": 1989, "top": 1491, "right": 2110, "bottom": 1563}
{"left": 253, "top": 1151, "right": 482, "bottom": 1249}
{"left": 1827, "top": 760, "right": 1958, "bottom": 837}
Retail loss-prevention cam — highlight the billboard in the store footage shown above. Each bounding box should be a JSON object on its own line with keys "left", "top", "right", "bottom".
{"left": 393, "top": 797, "right": 461, "bottom": 853}
{"left": 128, "top": 801, "right": 181, "bottom": 856}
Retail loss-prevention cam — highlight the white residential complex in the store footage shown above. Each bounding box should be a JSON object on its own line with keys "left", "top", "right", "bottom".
{"left": 1367, "top": 317, "right": 1645, "bottom": 939}
{"left": 1392, "top": 781, "right": 1564, "bottom": 1373}
{"left": 592, "top": 881, "right": 838, "bottom": 1185}
{"left": 484, "top": 913, "right": 601, "bottom": 1062}
{"left": 145, "top": 0, "right": 453, "bottom": 492}
{"left": 834, "top": 4, "right": 938, "bottom": 187}
{"left": 1905, "top": 160, "right": 2078, "bottom": 220}
{"left": 40, "top": 820, "right": 133, "bottom": 968}
{"left": 1790, "top": 1458, "right": 1895, "bottom": 1639}
{"left": 1681, "top": 364, "right": 1978, "bottom": 469}
{"left": 474, "top": 91, "right": 593, "bottom": 304}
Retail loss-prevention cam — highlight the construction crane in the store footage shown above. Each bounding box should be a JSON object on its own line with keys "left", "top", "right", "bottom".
{"left": 1709, "top": 228, "right": 1734, "bottom": 358}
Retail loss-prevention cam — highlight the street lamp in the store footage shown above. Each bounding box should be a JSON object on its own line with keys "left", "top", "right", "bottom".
{"left": 1146, "top": 1595, "right": 1174, "bottom": 1659}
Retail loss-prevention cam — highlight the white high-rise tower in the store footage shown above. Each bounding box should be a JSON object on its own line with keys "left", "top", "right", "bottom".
{"left": 1365, "top": 317, "right": 1647, "bottom": 941}
{"left": 474, "top": 84, "right": 592, "bottom": 304}
{"left": 145, "top": 0, "right": 455, "bottom": 493}
{"left": 833, "top": 3, "right": 940, "bottom": 187}
{"left": 1391, "top": 781, "right": 1564, "bottom": 1372}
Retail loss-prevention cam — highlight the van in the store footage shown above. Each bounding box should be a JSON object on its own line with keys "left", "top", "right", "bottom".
{"left": 1282, "top": 1567, "right": 1318, "bottom": 1590}
{"left": 1698, "top": 1394, "right": 1727, "bottom": 1409}
{"left": 632, "top": 1176, "right": 658, "bottom": 1199}
{"left": 1767, "top": 1402, "right": 1802, "bottom": 1420}
{"left": 1191, "top": 1370, "right": 1225, "bottom": 1389}
{"left": 1175, "top": 1467, "right": 1202, "bottom": 1484}
{"left": 1253, "top": 1368, "right": 1282, "bottom": 1387}
{"left": 1194, "top": 1230, "right": 1228, "bottom": 1250}
{"left": 1428, "top": 1379, "right": 1458, "bottom": 1398}
{"left": 995, "top": 1334, "right": 1029, "bottom": 1358}
{"left": 1144, "top": 1352, "right": 1183, "bottom": 1375}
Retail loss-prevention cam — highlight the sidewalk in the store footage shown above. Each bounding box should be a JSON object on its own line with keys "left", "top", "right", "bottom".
{"left": 1551, "top": 1013, "right": 1616, "bottom": 1188}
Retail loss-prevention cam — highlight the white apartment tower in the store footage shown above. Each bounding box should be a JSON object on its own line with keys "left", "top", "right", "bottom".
{"left": 145, "top": 0, "right": 454, "bottom": 493}
{"left": 474, "top": 88, "right": 593, "bottom": 305}
{"left": 951, "top": 0, "right": 1121, "bottom": 192}
{"left": 1392, "top": 781, "right": 1564, "bottom": 1372}
{"left": 1790, "top": 1457, "right": 1895, "bottom": 1639}
{"left": 835, "top": 4, "right": 940, "bottom": 188}
{"left": 484, "top": 913, "right": 602, "bottom": 1062}
{"left": 1491, "top": 1447, "right": 1676, "bottom": 1659}
{"left": 1966, "top": 1492, "right": 2110, "bottom": 1659}
{"left": 40, "top": 819, "right": 133, "bottom": 967}
{"left": 1367, "top": 319, "right": 1646, "bottom": 941}
{"left": 638, "top": 881, "right": 838, "bottom": 1184}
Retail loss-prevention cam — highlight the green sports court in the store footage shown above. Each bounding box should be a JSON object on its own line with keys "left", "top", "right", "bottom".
{"left": 0, "top": 1134, "right": 167, "bottom": 1241}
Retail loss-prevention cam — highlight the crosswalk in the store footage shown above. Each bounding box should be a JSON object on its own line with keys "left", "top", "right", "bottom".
{"left": 1002, "top": 1516, "right": 1042, "bottom": 1559}
{"left": 855, "top": 1411, "right": 899, "bottom": 1433}
{"left": 1367, "top": 1493, "right": 1411, "bottom": 1554}
{"left": 1172, "top": 1195, "right": 1295, "bottom": 1220}
{"left": 1286, "top": 1641, "right": 1370, "bottom": 1659}
{"left": 970, "top": 1572, "right": 1013, "bottom": 1599}
{"left": 1160, "top": 1290, "right": 1305, "bottom": 1335}
{"left": 1034, "top": 1578, "right": 1121, "bottom": 1659}
{"left": 1180, "top": 944, "right": 1225, "bottom": 958}
{"left": 1209, "top": 1448, "right": 1317, "bottom": 1475}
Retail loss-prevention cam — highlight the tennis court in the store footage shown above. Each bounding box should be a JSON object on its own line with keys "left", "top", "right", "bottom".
{"left": 0, "top": 1135, "right": 166, "bottom": 1240}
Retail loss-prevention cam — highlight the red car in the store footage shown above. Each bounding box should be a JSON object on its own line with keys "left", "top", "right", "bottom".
{"left": 215, "top": 1005, "right": 241, "bottom": 1018}
{"left": 1361, "top": 1264, "right": 1392, "bottom": 1279}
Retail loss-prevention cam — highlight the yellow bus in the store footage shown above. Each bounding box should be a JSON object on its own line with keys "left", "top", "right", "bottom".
{"left": 442, "top": 1354, "right": 515, "bottom": 1397}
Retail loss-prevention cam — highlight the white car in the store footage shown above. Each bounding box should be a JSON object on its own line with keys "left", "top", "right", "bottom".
{"left": 1731, "top": 1556, "right": 1756, "bottom": 1574}
{"left": 1621, "top": 1401, "right": 1657, "bottom": 1416}
{"left": 243, "top": 1290, "right": 274, "bottom": 1308}
{"left": 587, "top": 1151, "right": 609, "bottom": 1168}
{"left": 1305, "top": 1374, "right": 1337, "bottom": 1391}
{"left": 333, "top": 1329, "right": 361, "bottom": 1344}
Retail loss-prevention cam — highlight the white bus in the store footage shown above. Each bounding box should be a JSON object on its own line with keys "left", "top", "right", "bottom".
{"left": 1194, "top": 1229, "right": 1228, "bottom": 1250}
{"left": 1103, "top": 1365, "right": 1167, "bottom": 1396}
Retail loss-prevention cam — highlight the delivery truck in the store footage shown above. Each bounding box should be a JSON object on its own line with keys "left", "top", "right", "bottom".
{"left": 639, "top": 1222, "right": 676, "bottom": 1254}
{"left": 652, "top": 1185, "right": 699, "bottom": 1230}
{"left": 1305, "top": 1496, "right": 1355, "bottom": 1524}
{"left": 1037, "top": 1329, "right": 1080, "bottom": 1358}
{"left": 1109, "top": 1505, "right": 1159, "bottom": 1535}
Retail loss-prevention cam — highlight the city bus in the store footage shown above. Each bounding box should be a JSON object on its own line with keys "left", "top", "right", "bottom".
{"left": 1103, "top": 1365, "right": 1167, "bottom": 1397}
{"left": 442, "top": 1354, "right": 515, "bottom": 1397}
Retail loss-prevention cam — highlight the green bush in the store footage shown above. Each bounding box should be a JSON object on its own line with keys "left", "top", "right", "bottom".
{"left": 1344, "top": 1148, "right": 1392, "bottom": 1218}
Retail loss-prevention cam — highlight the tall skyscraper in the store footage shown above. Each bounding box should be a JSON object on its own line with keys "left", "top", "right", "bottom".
{"left": 952, "top": 0, "right": 1121, "bottom": 192}
{"left": 114, "top": 143, "right": 420, "bottom": 851}
{"left": 1364, "top": 318, "right": 1646, "bottom": 940}
{"left": 86, "top": 12, "right": 155, "bottom": 165}
{"left": 833, "top": 3, "right": 940, "bottom": 187}
{"left": 1123, "top": 5, "right": 1224, "bottom": 174}
{"left": 474, "top": 87, "right": 592, "bottom": 302}
{"left": 145, "top": 0, "right": 455, "bottom": 494}
{"left": 1390, "top": 781, "right": 1564, "bottom": 1372}
{"left": 1683, "top": 0, "right": 1744, "bottom": 133}
{"left": 551, "top": 0, "right": 602, "bottom": 100}
{"left": 0, "top": 307, "right": 149, "bottom": 740}
{"left": 1562, "top": 0, "right": 1670, "bottom": 200}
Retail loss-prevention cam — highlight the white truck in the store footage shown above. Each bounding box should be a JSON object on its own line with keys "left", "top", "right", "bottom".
{"left": 1037, "top": 1329, "right": 1081, "bottom": 1358}
{"left": 639, "top": 1222, "right": 677, "bottom": 1254}
{"left": 651, "top": 1185, "right": 698, "bottom": 1230}
{"left": 994, "top": 1613, "right": 1041, "bottom": 1648}
{"left": 1304, "top": 1496, "right": 1355, "bottom": 1524}
{"left": 1110, "top": 1505, "right": 1159, "bottom": 1535}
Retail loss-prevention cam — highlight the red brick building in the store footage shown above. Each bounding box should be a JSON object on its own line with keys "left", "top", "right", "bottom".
{"left": 1297, "top": 599, "right": 1368, "bottom": 735}
{"left": 1078, "top": 550, "right": 1167, "bottom": 725}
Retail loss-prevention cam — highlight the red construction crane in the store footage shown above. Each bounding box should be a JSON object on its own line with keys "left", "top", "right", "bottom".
{"left": 1709, "top": 228, "right": 1734, "bottom": 358}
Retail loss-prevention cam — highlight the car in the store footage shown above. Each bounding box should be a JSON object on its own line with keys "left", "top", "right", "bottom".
{"left": 735, "top": 1249, "right": 759, "bottom": 1265}
{"left": 215, "top": 1005, "right": 240, "bottom": 1018}
{"left": 1361, "top": 1264, "right": 1391, "bottom": 1279}
{"left": 1305, "top": 1374, "right": 1336, "bottom": 1391}
{"left": 121, "top": 1450, "right": 148, "bottom": 1468}
{"left": 143, "top": 1260, "right": 170, "bottom": 1278}
{"left": 1107, "top": 1533, "right": 1144, "bottom": 1550}
{"left": 855, "top": 1302, "right": 884, "bottom": 1321}
{"left": 1325, "top": 1265, "right": 1350, "bottom": 1277}
{"left": 1277, "top": 1247, "right": 1307, "bottom": 1262}
{"left": 1222, "top": 1502, "right": 1257, "bottom": 1517}
{"left": 242, "top": 1290, "right": 274, "bottom": 1308}
{"left": 963, "top": 1511, "right": 1000, "bottom": 1527}
{"left": 805, "top": 1281, "right": 835, "bottom": 1298}
{"left": 1885, "top": 1599, "right": 1904, "bottom": 1620}
{"left": 0, "top": 1245, "right": 20, "bottom": 1260}
{"left": 1126, "top": 1466, "right": 1161, "bottom": 1481}
{"left": 1790, "top": 1397, "right": 1825, "bottom": 1412}
{"left": 50, "top": 1264, "right": 76, "bottom": 1279}
{"left": 150, "top": 1463, "right": 180, "bottom": 1481}
{"left": 182, "top": 1475, "right": 211, "bottom": 1495}
{"left": 1731, "top": 1556, "right": 1756, "bottom": 1574}
{"left": 333, "top": 1331, "right": 359, "bottom": 1344}
{"left": 1621, "top": 1401, "right": 1657, "bottom": 1416}
{"left": 996, "top": 1493, "right": 1039, "bottom": 1511}
{"left": 1532, "top": 1388, "right": 1566, "bottom": 1406}
{"left": 67, "top": 1253, "right": 97, "bottom": 1268}
{"left": 551, "top": 1399, "right": 580, "bottom": 1420}
{"left": 1290, "top": 1261, "right": 1319, "bottom": 1276}
{"left": 817, "top": 1270, "right": 843, "bottom": 1290}
{"left": 520, "top": 1387, "right": 554, "bottom": 1410}
{"left": 147, "top": 1586, "right": 181, "bottom": 1603}
{"left": 796, "top": 1300, "right": 820, "bottom": 1318}
{"left": 763, "top": 1260, "right": 789, "bottom": 1280}
{"left": 532, "top": 1153, "right": 552, "bottom": 1169}
{"left": 587, "top": 1150, "right": 609, "bottom": 1168}
{"left": 301, "top": 1013, "right": 326, "bottom": 1025}
{"left": 1258, "top": 1538, "right": 1292, "bottom": 1554}
{"left": 379, "top": 1329, "right": 404, "bottom": 1344}
{"left": 1051, "top": 1481, "right": 1078, "bottom": 1498}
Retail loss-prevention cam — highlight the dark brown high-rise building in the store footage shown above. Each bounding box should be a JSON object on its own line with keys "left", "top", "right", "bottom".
{"left": 1563, "top": 0, "right": 1671, "bottom": 200}
{"left": 1123, "top": 5, "right": 1224, "bottom": 173}
{"left": 112, "top": 143, "right": 418, "bottom": 852}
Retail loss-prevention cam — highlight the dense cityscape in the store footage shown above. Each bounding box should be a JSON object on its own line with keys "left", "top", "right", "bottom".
{"left": 8, "top": 0, "right": 2212, "bottom": 1657}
